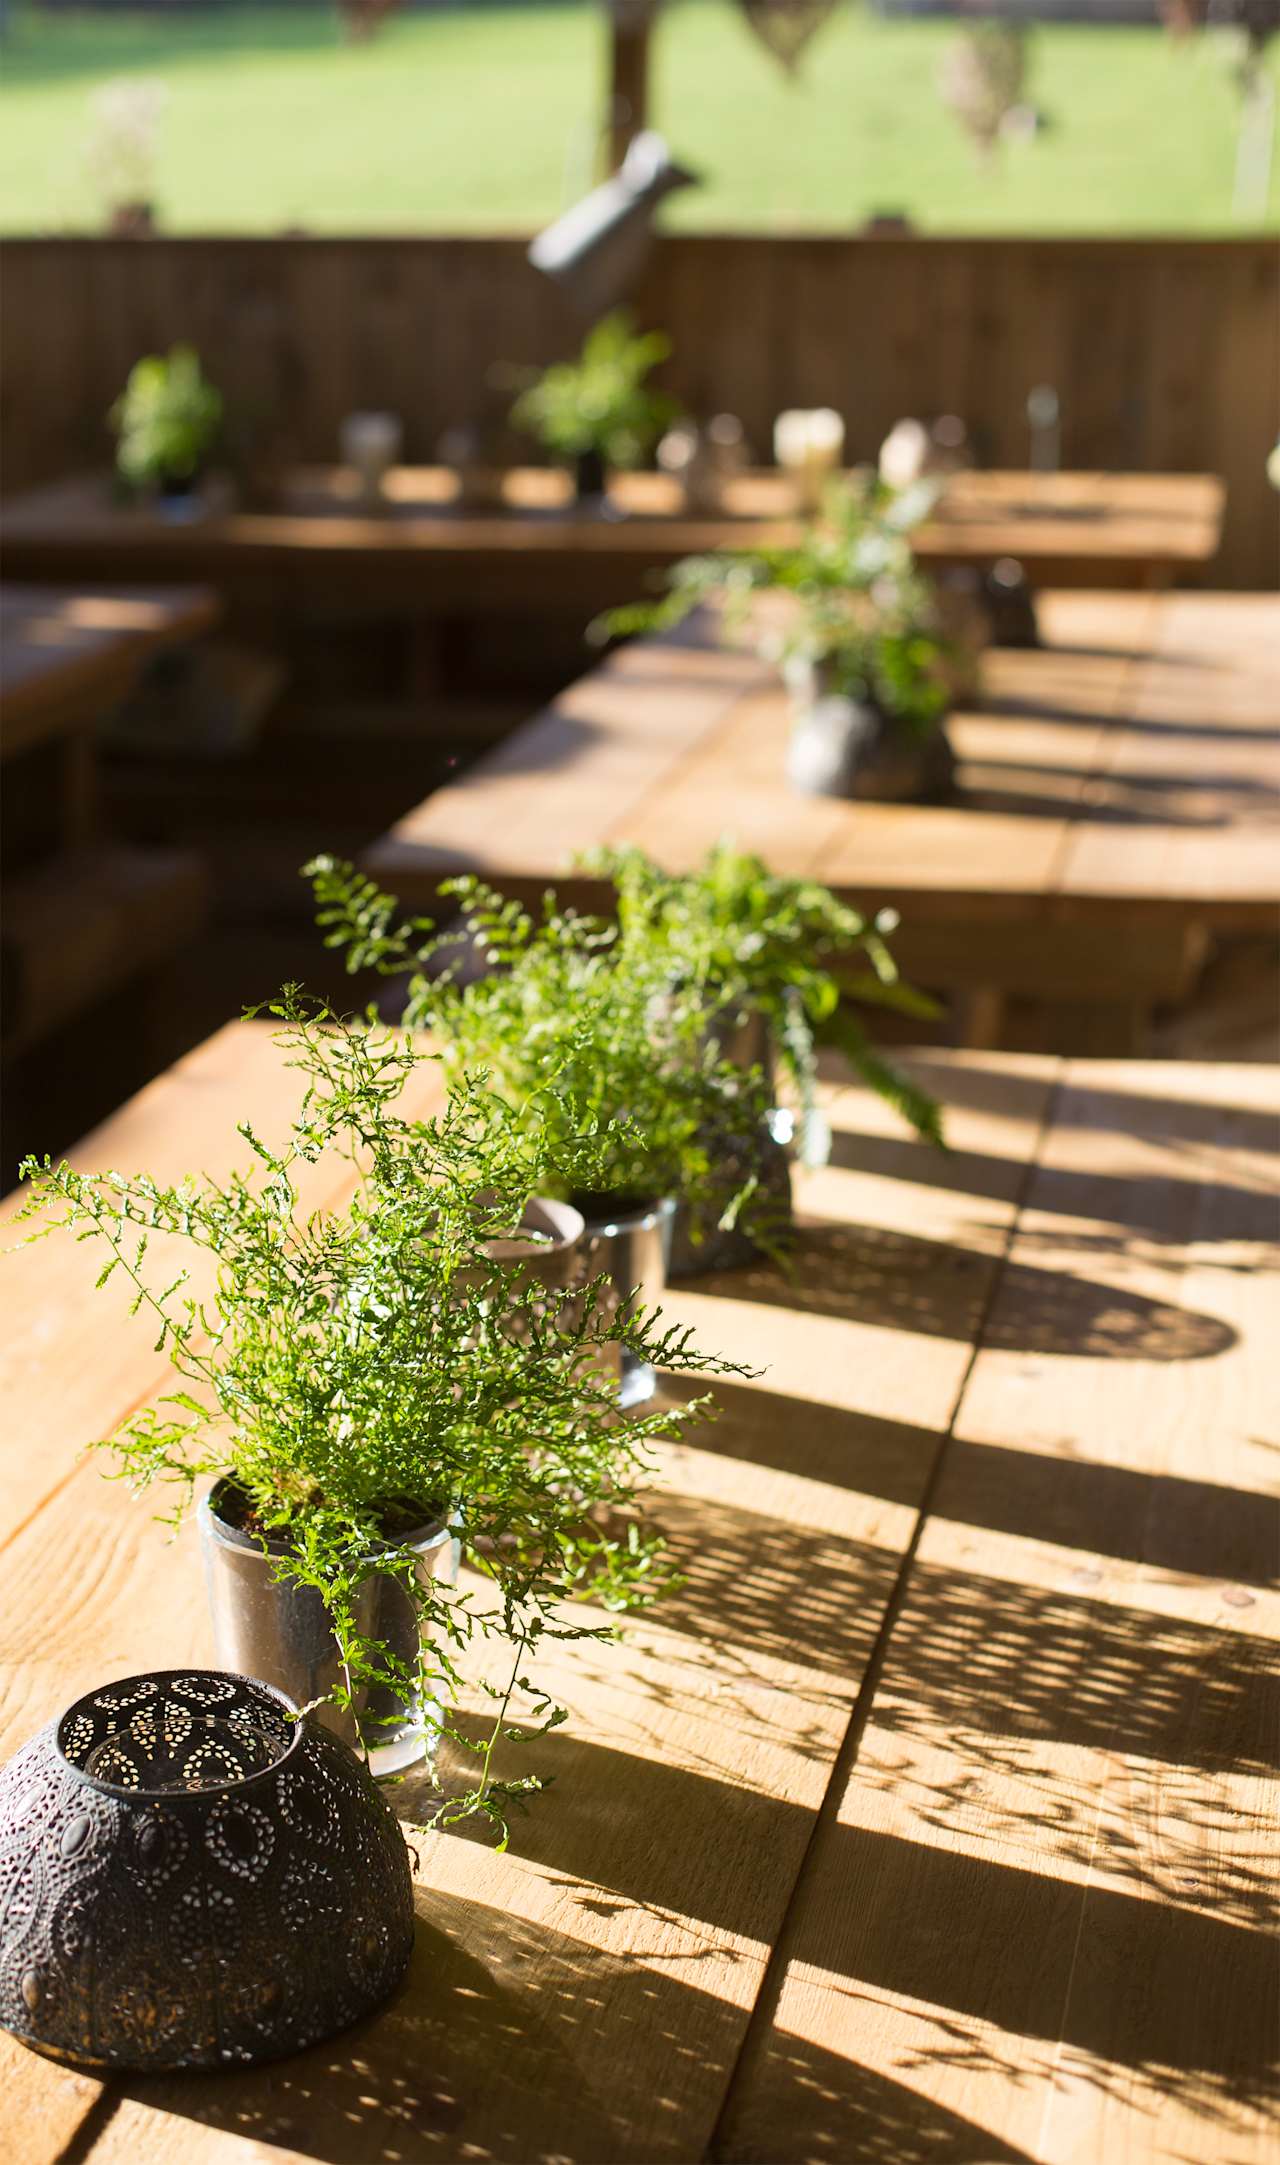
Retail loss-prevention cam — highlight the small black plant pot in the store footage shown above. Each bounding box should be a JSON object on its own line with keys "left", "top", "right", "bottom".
{"left": 984, "top": 559, "right": 1040, "bottom": 648}
{"left": 0, "top": 1671, "right": 414, "bottom": 2071}
{"left": 573, "top": 447, "right": 608, "bottom": 504}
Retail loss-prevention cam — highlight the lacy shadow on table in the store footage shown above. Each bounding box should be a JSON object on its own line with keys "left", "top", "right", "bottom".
{"left": 105, "top": 1892, "right": 750, "bottom": 2165}
{"left": 735, "top": 1824, "right": 1278, "bottom": 2153}
{"left": 659, "top": 1372, "right": 1278, "bottom": 1591}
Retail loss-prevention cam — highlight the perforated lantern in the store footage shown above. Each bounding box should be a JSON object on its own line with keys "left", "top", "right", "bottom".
{"left": 0, "top": 1671, "right": 414, "bottom": 2070}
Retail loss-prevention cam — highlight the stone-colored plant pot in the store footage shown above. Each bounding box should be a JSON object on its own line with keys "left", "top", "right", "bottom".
{"left": 787, "top": 692, "right": 955, "bottom": 804}
{"left": 932, "top": 567, "right": 993, "bottom": 704}
{"left": 198, "top": 1484, "right": 460, "bottom": 1778}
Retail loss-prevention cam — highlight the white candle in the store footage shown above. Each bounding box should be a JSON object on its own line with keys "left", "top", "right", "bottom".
{"left": 774, "top": 407, "right": 845, "bottom": 513}
{"left": 340, "top": 411, "right": 403, "bottom": 504}
{"left": 878, "top": 417, "right": 930, "bottom": 492}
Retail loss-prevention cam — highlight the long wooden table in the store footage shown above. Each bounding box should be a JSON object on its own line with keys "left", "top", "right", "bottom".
{"left": 0, "top": 470, "right": 1225, "bottom": 620}
{"left": 0, "top": 584, "right": 219, "bottom": 765}
{"left": 1, "top": 585, "right": 215, "bottom": 1058}
{"left": 1, "top": 1023, "right": 1276, "bottom": 2164}
{"left": 365, "top": 589, "right": 1280, "bottom": 1046}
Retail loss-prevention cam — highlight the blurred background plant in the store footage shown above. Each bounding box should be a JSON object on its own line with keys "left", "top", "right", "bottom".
{"left": 83, "top": 75, "right": 167, "bottom": 234}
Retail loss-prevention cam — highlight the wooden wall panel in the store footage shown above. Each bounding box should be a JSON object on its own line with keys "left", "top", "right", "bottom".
{"left": 1, "top": 234, "right": 1276, "bottom": 585}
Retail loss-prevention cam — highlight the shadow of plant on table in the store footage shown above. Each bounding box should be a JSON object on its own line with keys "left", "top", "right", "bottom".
{"left": 886, "top": 1056, "right": 1280, "bottom": 1157}
{"left": 110, "top": 1893, "right": 746, "bottom": 2165}
{"left": 730, "top": 1824, "right": 1278, "bottom": 2147}
{"left": 693, "top": 1220, "right": 1236, "bottom": 1361}
{"left": 827, "top": 1123, "right": 1280, "bottom": 1244}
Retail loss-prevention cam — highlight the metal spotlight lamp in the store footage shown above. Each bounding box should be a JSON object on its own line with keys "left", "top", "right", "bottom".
{"left": 528, "top": 132, "right": 700, "bottom": 321}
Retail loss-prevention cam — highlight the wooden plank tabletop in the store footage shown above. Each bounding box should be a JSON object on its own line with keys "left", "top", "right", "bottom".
{"left": 0, "top": 470, "right": 1224, "bottom": 609}
{"left": 1, "top": 1026, "right": 1276, "bottom": 2165}
{"left": 0, "top": 584, "right": 219, "bottom": 759}
{"left": 366, "top": 590, "right": 1280, "bottom": 944}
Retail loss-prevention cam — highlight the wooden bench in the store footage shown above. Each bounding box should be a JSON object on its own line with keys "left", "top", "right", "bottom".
{"left": 0, "top": 1022, "right": 1274, "bottom": 2163}
{"left": 365, "top": 589, "right": 1280, "bottom": 1050}
{"left": 1, "top": 585, "right": 215, "bottom": 1058}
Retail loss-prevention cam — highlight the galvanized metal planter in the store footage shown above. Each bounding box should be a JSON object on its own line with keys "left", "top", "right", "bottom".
{"left": 667, "top": 1110, "right": 794, "bottom": 1278}
{"left": 479, "top": 1196, "right": 586, "bottom": 1291}
{"left": 575, "top": 1195, "right": 677, "bottom": 1407}
{"left": 668, "top": 1008, "right": 794, "bottom": 1278}
{"left": 199, "top": 1488, "right": 459, "bottom": 1778}
{"left": 0, "top": 1670, "right": 413, "bottom": 2072}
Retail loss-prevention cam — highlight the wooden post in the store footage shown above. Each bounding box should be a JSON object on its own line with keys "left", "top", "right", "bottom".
{"left": 607, "top": 2, "right": 655, "bottom": 173}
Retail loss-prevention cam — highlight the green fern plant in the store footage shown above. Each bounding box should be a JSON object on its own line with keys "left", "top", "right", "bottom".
{"left": 598, "top": 474, "right": 951, "bottom": 735}
{"left": 308, "top": 861, "right": 782, "bottom": 1246}
{"left": 309, "top": 848, "right": 942, "bottom": 1184}
{"left": 110, "top": 344, "right": 223, "bottom": 493}
{"left": 510, "top": 311, "right": 679, "bottom": 470}
{"left": 14, "top": 991, "right": 742, "bottom": 1845}
{"left": 583, "top": 843, "right": 945, "bottom": 1156}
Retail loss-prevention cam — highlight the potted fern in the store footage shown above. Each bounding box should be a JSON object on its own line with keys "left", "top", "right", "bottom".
{"left": 591, "top": 840, "right": 944, "bottom": 1154}
{"left": 15, "top": 994, "right": 739, "bottom": 1843}
{"left": 510, "top": 310, "right": 679, "bottom": 505}
{"left": 310, "top": 863, "right": 778, "bottom": 1388}
{"left": 600, "top": 476, "right": 956, "bottom": 802}
{"left": 110, "top": 344, "right": 224, "bottom": 511}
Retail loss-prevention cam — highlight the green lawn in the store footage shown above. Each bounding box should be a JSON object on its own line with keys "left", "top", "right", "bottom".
{"left": 0, "top": 4, "right": 1276, "bottom": 234}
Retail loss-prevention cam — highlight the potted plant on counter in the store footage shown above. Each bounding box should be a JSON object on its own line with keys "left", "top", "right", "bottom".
{"left": 310, "top": 861, "right": 781, "bottom": 1368}
{"left": 599, "top": 476, "right": 958, "bottom": 802}
{"left": 777, "top": 586, "right": 955, "bottom": 803}
{"left": 15, "top": 994, "right": 740, "bottom": 1844}
{"left": 510, "top": 310, "right": 679, "bottom": 506}
{"left": 110, "top": 344, "right": 224, "bottom": 512}
{"left": 586, "top": 841, "right": 945, "bottom": 1173}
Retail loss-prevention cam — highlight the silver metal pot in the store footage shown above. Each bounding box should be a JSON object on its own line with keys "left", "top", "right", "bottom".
{"left": 576, "top": 1195, "right": 676, "bottom": 1408}
{"left": 667, "top": 1108, "right": 794, "bottom": 1278}
{"left": 480, "top": 1197, "right": 585, "bottom": 1291}
{"left": 198, "top": 1485, "right": 459, "bottom": 1778}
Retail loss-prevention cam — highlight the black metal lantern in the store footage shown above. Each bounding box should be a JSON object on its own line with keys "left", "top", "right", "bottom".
{"left": 0, "top": 1671, "right": 414, "bottom": 2071}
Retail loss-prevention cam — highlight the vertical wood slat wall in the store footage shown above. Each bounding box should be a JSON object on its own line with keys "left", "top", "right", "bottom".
{"left": 1, "top": 234, "right": 1276, "bottom": 586}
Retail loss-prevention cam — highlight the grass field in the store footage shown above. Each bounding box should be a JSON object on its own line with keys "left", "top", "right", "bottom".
{"left": 0, "top": 4, "right": 1276, "bottom": 235}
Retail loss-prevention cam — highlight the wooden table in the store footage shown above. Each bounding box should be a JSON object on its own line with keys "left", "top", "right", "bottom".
{"left": 1, "top": 585, "right": 215, "bottom": 1058}
{"left": 366, "top": 588, "right": 1280, "bottom": 1048}
{"left": 1, "top": 1023, "right": 1275, "bottom": 2164}
{"left": 0, "top": 584, "right": 219, "bottom": 765}
{"left": 0, "top": 470, "right": 1226, "bottom": 622}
